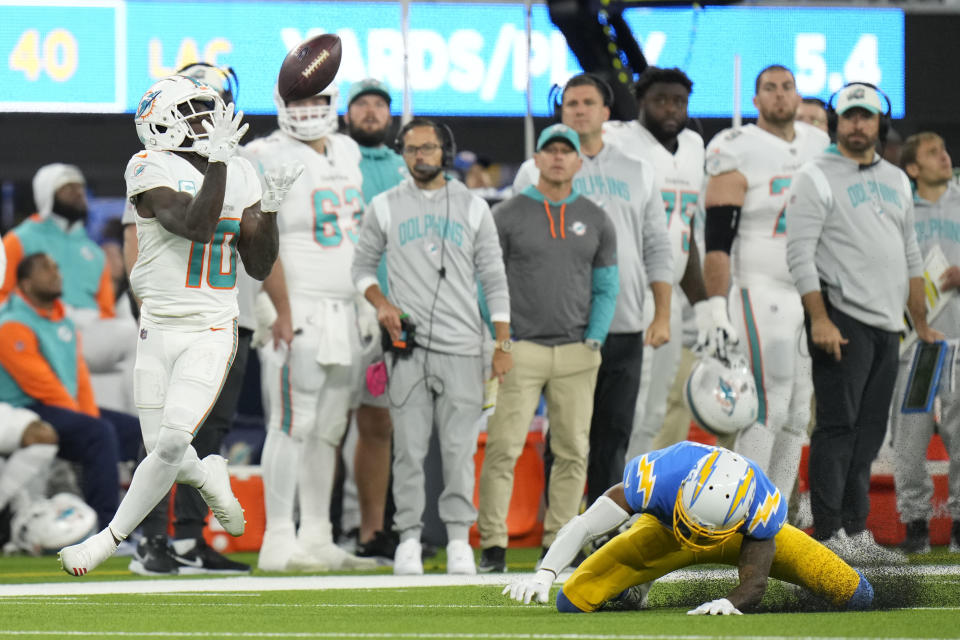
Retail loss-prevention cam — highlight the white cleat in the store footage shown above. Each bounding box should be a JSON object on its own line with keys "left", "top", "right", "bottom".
{"left": 393, "top": 538, "right": 423, "bottom": 576}
{"left": 257, "top": 526, "right": 296, "bottom": 572}
{"left": 445, "top": 539, "right": 476, "bottom": 575}
{"left": 286, "top": 542, "right": 378, "bottom": 572}
{"left": 847, "top": 530, "right": 907, "bottom": 566}
{"left": 198, "top": 455, "right": 245, "bottom": 537}
{"left": 59, "top": 528, "right": 119, "bottom": 577}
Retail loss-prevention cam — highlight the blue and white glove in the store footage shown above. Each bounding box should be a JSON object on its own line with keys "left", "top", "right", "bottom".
{"left": 695, "top": 296, "right": 739, "bottom": 361}
{"left": 201, "top": 102, "right": 248, "bottom": 164}
{"left": 261, "top": 163, "right": 305, "bottom": 213}
{"left": 502, "top": 569, "right": 554, "bottom": 604}
{"left": 687, "top": 598, "right": 742, "bottom": 615}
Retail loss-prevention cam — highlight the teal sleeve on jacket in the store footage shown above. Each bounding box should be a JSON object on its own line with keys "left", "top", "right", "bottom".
{"left": 476, "top": 280, "right": 495, "bottom": 337}
{"left": 585, "top": 265, "right": 619, "bottom": 342}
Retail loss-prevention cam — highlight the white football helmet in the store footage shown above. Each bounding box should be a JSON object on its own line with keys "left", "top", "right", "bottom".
{"left": 134, "top": 75, "right": 226, "bottom": 156}
{"left": 673, "top": 449, "right": 757, "bottom": 550}
{"left": 684, "top": 354, "right": 758, "bottom": 436}
{"left": 275, "top": 82, "right": 339, "bottom": 141}
{"left": 10, "top": 493, "right": 97, "bottom": 555}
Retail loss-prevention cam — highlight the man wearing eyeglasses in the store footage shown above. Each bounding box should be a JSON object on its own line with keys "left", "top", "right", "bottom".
{"left": 477, "top": 124, "right": 620, "bottom": 573}
{"left": 352, "top": 118, "right": 512, "bottom": 576}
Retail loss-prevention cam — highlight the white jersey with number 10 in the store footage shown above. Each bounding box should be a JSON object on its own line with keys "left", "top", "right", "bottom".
{"left": 124, "top": 150, "right": 261, "bottom": 329}
{"left": 706, "top": 121, "right": 829, "bottom": 288}
{"left": 244, "top": 131, "right": 364, "bottom": 301}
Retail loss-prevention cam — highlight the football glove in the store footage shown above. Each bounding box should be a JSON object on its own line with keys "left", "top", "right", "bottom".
{"left": 201, "top": 102, "right": 249, "bottom": 164}
{"left": 687, "top": 598, "right": 742, "bottom": 616}
{"left": 502, "top": 569, "right": 554, "bottom": 604}
{"left": 261, "top": 163, "right": 305, "bottom": 213}
{"left": 695, "top": 296, "right": 739, "bottom": 361}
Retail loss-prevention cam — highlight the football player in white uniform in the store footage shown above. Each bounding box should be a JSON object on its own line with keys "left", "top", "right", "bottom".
{"left": 702, "top": 65, "right": 830, "bottom": 497}
{"left": 59, "top": 75, "right": 296, "bottom": 576}
{"left": 244, "top": 83, "right": 376, "bottom": 572}
{"left": 604, "top": 67, "right": 710, "bottom": 459}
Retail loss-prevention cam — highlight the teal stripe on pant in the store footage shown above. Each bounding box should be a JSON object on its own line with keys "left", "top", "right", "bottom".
{"left": 280, "top": 364, "right": 292, "bottom": 434}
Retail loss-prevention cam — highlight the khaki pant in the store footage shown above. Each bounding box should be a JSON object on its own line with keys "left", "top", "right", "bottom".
{"left": 477, "top": 340, "right": 601, "bottom": 548}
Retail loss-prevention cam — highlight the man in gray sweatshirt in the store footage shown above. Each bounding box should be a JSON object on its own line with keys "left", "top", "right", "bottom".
{"left": 893, "top": 132, "right": 960, "bottom": 554}
{"left": 352, "top": 118, "right": 512, "bottom": 576}
{"left": 786, "top": 83, "right": 940, "bottom": 563}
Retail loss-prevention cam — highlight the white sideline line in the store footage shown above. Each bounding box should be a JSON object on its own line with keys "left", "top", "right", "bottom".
{"left": 0, "top": 633, "right": 955, "bottom": 640}
{"left": 1, "top": 565, "right": 958, "bottom": 598}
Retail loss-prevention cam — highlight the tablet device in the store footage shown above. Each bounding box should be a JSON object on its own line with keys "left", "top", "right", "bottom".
{"left": 901, "top": 340, "right": 948, "bottom": 414}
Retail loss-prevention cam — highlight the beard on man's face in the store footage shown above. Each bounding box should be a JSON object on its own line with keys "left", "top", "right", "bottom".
{"left": 348, "top": 121, "right": 390, "bottom": 147}
{"left": 52, "top": 198, "right": 87, "bottom": 223}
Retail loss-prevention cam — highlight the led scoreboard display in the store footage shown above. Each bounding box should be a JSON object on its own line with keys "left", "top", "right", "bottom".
{"left": 0, "top": 1, "right": 905, "bottom": 117}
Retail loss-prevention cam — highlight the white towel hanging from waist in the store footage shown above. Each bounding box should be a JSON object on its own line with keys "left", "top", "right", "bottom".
{"left": 312, "top": 298, "right": 354, "bottom": 366}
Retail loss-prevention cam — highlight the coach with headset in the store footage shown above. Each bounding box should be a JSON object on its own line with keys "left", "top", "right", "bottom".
{"left": 786, "top": 82, "right": 942, "bottom": 557}
{"left": 351, "top": 118, "right": 512, "bottom": 576}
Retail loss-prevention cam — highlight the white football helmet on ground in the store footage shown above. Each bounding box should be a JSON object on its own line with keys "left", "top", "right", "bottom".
{"left": 673, "top": 449, "right": 757, "bottom": 550}
{"left": 9, "top": 493, "right": 97, "bottom": 555}
{"left": 135, "top": 75, "right": 226, "bottom": 156}
{"left": 274, "top": 83, "right": 339, "bottom": 141}
{"left": 684, "top": 354, "right": 758, "bottom": 436}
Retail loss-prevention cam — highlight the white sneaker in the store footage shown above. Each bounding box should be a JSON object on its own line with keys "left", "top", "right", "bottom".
{"left": 59, "top": 528, "right": 119, "bottom": 577}
{"left": 393, "top": 538, "right": 423, "bottom": 575}
{"left": 287, "top": 542, "right": 378, "bottom": 572}
{"left": 821, "top": 529, "right": 856, "bottom": 561}
{"left": 446, "top": 539, "right": 476, "bottom": 575}
{"left": 847, "top": 529, "right": 907, "bottom": 566}
{"left": 197, "top": 455, "right": 245, "bottom": 537}
{"left": 257, "top": 526, "right": 296, "bottom": 572}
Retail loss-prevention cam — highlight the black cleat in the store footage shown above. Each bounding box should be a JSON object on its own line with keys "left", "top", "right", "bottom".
{"left": 899, "top": 520, "right": 930, "bottom": 554}
{"left": 172, "top": 538, "right": 250, "bottom": 575}
{"left": 477, "top": 546, "right": 506, "bottom": 573}
{"left": 356, "top": 530, "right": 399, "bottom": 563}
{"left": 129, "top": 535, "right": 183, "bottom": 576}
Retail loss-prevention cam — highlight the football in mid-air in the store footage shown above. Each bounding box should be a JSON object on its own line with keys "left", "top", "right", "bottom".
{"left": 277, "top": 33, "right": 342, "bottom": 102}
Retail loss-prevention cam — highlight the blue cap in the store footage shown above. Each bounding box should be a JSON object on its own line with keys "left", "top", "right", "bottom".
{"left": 536, "top": 124, "right": 580, "bottom": 154}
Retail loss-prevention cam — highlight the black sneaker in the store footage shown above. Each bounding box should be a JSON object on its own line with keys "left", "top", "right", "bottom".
{"left": 172, "top": 538, "right": 251, "bottom": 575}
{"left": 950, "top": 521, "right": 960, "bottom": 553}
{"left": 129, "top": 535, "right": 183, "bottom": 576}
{"left": 477, "top": 546, "right": 506, "bottom": 573}
{"left": 356, "top": 530, "right": 398, "bottom": 563}
{"left": 900, "top": 520, "right": 930, "bottom": 554}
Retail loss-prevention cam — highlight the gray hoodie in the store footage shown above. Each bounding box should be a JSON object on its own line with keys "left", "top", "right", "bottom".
{"left": 786, "top": 146, "right": 922, "bottom": 332}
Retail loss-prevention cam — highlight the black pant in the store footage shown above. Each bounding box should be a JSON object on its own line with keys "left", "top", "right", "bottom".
{"left": 806, "top": 306, "right": 898, "bottom": 540}
{"left": 141, "top": 330, "right": 252, "bottom": 540}
{"left": 29, "top": 404, "right": 141, "bottom": 529}
{"left": 586, "top": 332, "right": 644, "bottom": 505}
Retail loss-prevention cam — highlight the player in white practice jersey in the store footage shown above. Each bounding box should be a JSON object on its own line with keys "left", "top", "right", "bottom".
{"left": 244, "top": 82, "right": 376, "bottom": 572}
{"left": 702, "top": 65, "right": 830, "bottom": 497}
{"left": 604, "top": 67, "right": 710, "bottom": 459}
{"left": 59, "top": 75, "right": 296, "bottom": 576}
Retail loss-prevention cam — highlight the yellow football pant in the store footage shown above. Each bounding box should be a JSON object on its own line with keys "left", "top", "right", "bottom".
{"left": 562, "top": 514, "right": 862, "bottom": 612}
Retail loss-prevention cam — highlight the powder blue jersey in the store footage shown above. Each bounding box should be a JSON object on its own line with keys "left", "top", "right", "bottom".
{"left": 622, "top": 441, "right": 787, "bottom": 540}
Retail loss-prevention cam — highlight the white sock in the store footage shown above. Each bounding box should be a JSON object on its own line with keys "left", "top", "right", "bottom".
{"left": 261, "top": 429, "right": 300, "bottom": 530}
{"left": 0, "top": 443, "right": 56, "bottom": 511}
{"left": 767, "top": 430, "right": 806, "bottom": 498}
{"left": 733, "top": 422, "right": 775, "bottom": 471}
{"left": 175, "top": 445, "right": 206, "bottom": 487}
{"left": 172, "top": 538, "right": 198, "bottom": 555}
{"left": 110, "top": 427, "right": 190, "bottom": 539}
{"left": 297, "top": 435, "right": 336, "bottom": 534}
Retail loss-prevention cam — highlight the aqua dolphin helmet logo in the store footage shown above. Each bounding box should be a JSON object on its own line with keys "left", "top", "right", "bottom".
{"left": 136, "top": 90, "right": 162, "bottom": 119}
{"left": 715, "top": 375, "right": 736, "bottom": 417}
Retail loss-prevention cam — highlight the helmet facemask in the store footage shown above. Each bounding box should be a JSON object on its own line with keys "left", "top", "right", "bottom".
{"left": 275, "top": 83, "right": 340, "bottom": 141}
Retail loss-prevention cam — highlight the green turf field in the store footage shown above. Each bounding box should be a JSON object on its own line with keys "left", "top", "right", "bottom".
{"left": 1, "top": 547, "right": 958, "bottom": 639}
